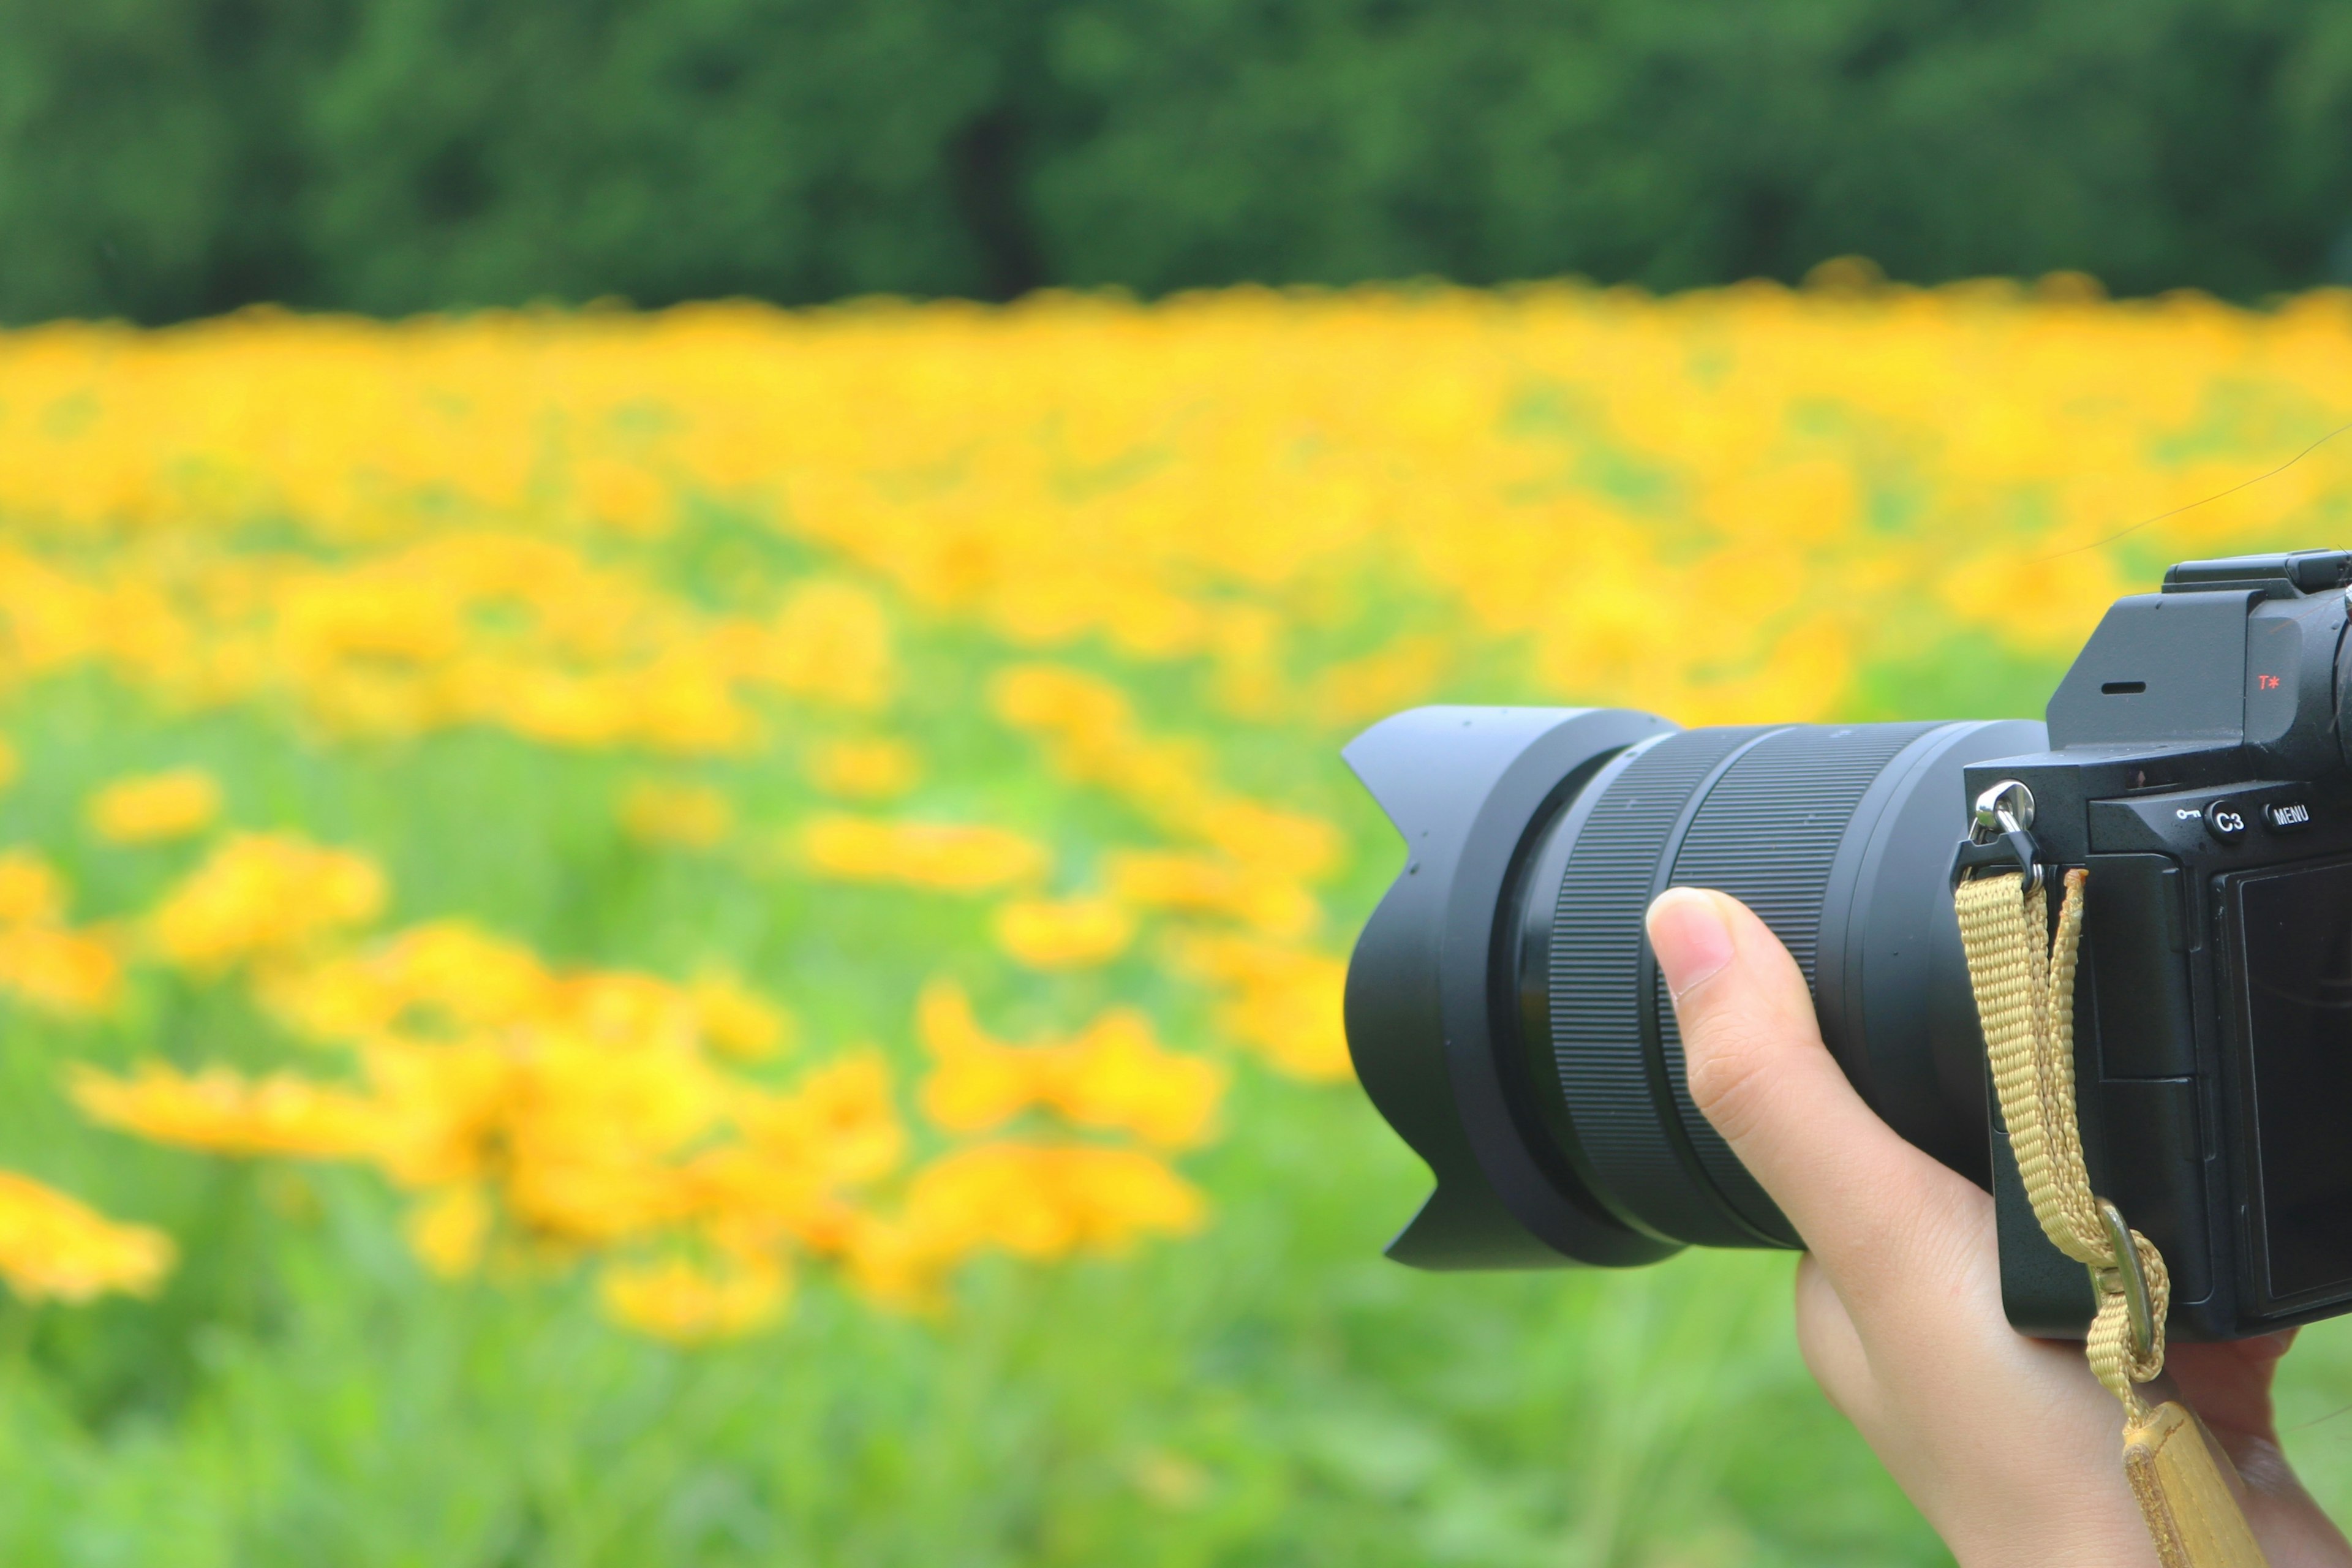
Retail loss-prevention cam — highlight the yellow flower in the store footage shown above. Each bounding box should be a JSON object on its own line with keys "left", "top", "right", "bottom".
{"left": 1186, "top": 800, "right": 1344, "bottom": 883}
{"left": 263, "top": 919, "right": 557, "bottom": 1042}
{"left": 899, "top": 1144, "right": 1204, "bottom": 1261}
{"left": 913, "top": 983, "right": 1035, "bottom": 1131}
{"left": 0, "top": 1170, "right": 174, "bottom": 1303}
{"left": 723, "top": 1053, "right": 907, "bottom": 1196}
{"left": 801, "top": 815, "right": 1050, "bottom": 892}
{"left": 1306, "top": 634, "right": 1452, "bottom": 725}
{"left": 553, "top": 970, "right": 701, "bottom": 1052}
{"left": 486, "top": 1035, "right": 722, "bottom": 1245}
{"left": 742, "top": 580, "right": 895, "bottom": 710}
{"left": 1049, "top": 1009, "right": 1226, "bottom": 1150}
{"left": 0, "top": 925, "right": 123, "bottom": 1016}
{"left": 990, "top": 896, "right": 1135, "bottom": 969}
{"left": 0, "top": 849, "right": 66, "bottom": 927}
{"left": 916, "top": 980, "right": 1223, "bottom": 1147}
{"left": 1104, "top": 851, "right": 1319, "bottom": 940}
{"left": 1168, "top": 933, "right": 1353, "bottom": 1082}
{"left": 598, "top": 1253, "right": 788, "bottom": 1342}
{"left": 987, "top": 664, "right": 1344, "bottom": 877}
{"left": 804, "top": 737, "right": 920, "bottom": 800}
{"left": 405, "top": 1185, "right": 492, "bottom": 1277}
{"left": 149, "top": 834, "right": 386, "bottom": 970}
{"left": 87, "top": 767, "right": 224, "bottom": 845}
{"left": 394, "top": 924, "right": 560, "bottom": 1025}
{"left": 618, "top": 780, "right": 734, "bottom": 849}
{"left": 353, "top": 1039, "right": 518, "bottom": 1190}
{"left": 72, "top": 1063, "right": 383, "bottom": 1158}
{"left": 987, "top": 663, "right": 1205, "bottom": 826}
{"left": 989, "top": 664, "right": 1134, "bottom": 754}
{"left": 688, "top": 970, "right": 794, "bottom": 1061}
{"left": 161, "top": 899, "right": 902, "bottom": 1293}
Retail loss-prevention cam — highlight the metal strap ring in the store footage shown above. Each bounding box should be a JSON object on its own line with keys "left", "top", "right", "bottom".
{"left": 2094, "top": 1196, "right": 2157, "bottom": 1361}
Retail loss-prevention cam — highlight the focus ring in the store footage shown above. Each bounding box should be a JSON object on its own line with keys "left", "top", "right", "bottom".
{"left": 1551, "top": 726, "right": 1777, "bottom": 1245}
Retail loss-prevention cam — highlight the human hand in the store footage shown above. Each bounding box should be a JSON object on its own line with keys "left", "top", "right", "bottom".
{"left": 1644, "top": 885, "right": 2352, "bottom": 1568}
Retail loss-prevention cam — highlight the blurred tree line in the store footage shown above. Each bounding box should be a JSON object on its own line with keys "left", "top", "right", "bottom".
{"left": 5, "top": 0, "right": 2352, "bottom": 322}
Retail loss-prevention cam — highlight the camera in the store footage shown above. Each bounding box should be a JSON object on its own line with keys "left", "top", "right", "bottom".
{"left": 1344, "top": 548, "right": 2352, "bottom": 1341}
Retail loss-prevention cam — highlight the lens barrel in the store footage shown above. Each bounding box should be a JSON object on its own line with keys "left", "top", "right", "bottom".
{"left": 1343, "top": 707, "right": 2046, "bottom": 1268}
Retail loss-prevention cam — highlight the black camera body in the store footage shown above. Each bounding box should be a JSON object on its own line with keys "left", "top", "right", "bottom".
{"left": 1342, "top": 549, "right": 2352, "bottom": 1343}
{"left": 1968, "top": 548, "right": 2352, "bottom": 1340}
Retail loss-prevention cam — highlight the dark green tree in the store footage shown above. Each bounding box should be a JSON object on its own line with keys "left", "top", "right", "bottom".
{"left": 3, "top": 0, "right": 2351, "bottom": 321}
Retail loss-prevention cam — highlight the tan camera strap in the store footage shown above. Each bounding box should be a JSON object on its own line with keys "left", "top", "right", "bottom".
{"left": 1954, "top": 868, "right": 2269, "bottom": 1567}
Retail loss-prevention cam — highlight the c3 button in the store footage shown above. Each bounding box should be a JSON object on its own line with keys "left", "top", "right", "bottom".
{"left": 2205, "top": 799, "right": 2251, "bottom": 843}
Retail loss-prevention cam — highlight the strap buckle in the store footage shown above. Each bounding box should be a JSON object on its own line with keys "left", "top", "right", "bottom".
{"left": 1950, "top": 779, "right": 2043, "bottom": 892}
{"left": 2093, "top": 1196, "right": 2157, "bottom": 1361}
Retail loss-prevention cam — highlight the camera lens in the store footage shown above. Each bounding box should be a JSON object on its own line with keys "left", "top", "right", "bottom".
{"left": 1344, "top": 708, "right": 2046, "bottom": 1268}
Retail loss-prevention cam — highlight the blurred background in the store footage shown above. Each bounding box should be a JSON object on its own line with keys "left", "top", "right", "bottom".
{"left": 5, "top": 3, "right": 2352, "bottom": 1565}
{"left": 13, "top": 0, "right": 2352, "bottom": 322}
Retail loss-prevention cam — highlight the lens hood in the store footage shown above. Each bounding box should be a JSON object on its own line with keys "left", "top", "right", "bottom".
{"left": 1343, "top": 706, "right": 1681, "bottom": 1268}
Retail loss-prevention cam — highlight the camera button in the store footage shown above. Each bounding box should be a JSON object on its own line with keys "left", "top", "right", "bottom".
{"left": 2204, "top": 799, "right": 2252, "bottom": 842}
{"left": 2263, "top": 800, "right": 2313, "bottom": 832}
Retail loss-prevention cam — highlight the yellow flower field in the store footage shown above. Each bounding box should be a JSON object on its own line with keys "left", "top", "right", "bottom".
{"left": 1, "top": 279, "right": 2350, "bottom": 1561}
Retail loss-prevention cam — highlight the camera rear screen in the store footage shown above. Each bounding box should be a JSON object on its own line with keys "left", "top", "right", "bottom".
{"left": 2239, "top": 861, "right": 2352, "bottom": 1303}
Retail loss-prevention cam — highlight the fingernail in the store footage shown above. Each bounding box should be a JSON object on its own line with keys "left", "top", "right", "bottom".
{"left": 1648, "top": 888, "right": 1734, "bottom": 1000}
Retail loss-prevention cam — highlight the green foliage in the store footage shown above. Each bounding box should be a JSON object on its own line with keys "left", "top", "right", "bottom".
{"left": 6, "top": 0, "right": 2352, "bottom": 322}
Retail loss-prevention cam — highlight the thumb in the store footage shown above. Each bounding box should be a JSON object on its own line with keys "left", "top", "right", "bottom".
{"left": 1644, "top": 886, "right": 1980, "bottom": 1289}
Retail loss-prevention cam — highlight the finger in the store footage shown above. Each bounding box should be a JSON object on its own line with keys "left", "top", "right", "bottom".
{"left": 2165, "top": 1335, "right": 2292, "bottom": 1457}
{"left": 1646, "top": 886, "right": 1983, "bottom": 1291}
